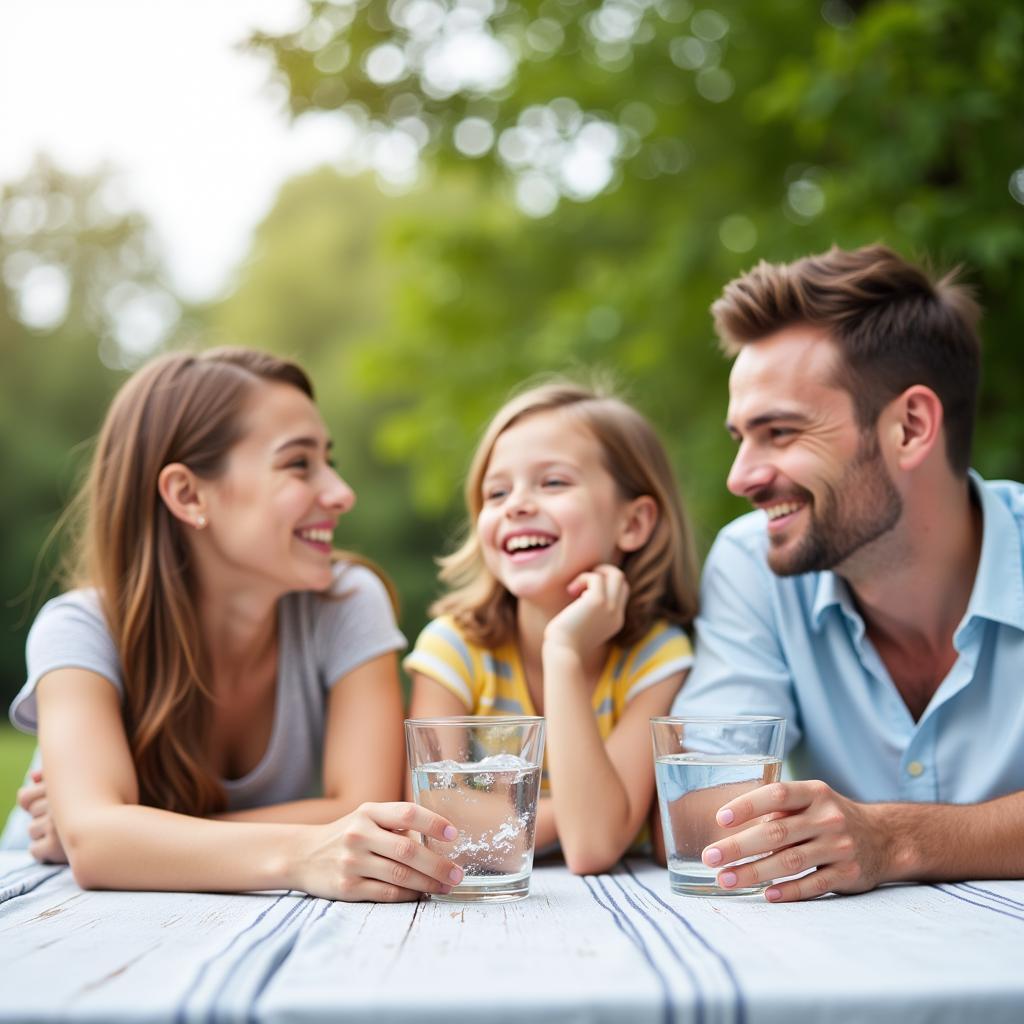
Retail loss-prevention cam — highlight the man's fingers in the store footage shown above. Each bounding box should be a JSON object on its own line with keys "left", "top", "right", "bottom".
{"left": 717, "top": 780, "right": 830, "bottom": 827}
{"left": 762, "top": 861, "right": 867, "bottom": 903}
{"left": 702, "top": 813, "right": 818, "bottom": 868}
{"left": 709, "top": 838, "right": 836, "bottom": 891}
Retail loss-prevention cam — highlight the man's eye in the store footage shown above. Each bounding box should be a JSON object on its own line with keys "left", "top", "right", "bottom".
{"left": 288, "top": 458, "right": 310, "bottom": 470}
{"left": 769, "top": 428, "right": 795, "bottom": 441}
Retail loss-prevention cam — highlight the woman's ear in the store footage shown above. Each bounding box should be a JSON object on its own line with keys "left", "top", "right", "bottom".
{"left": 617, "top": 495, "right": 658, "bottom": 553}
{"left": 158, "top": 463, "right": 208, "bottom": 530}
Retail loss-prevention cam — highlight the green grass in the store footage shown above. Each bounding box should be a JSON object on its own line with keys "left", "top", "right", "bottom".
{"left": 0, "top": 724, "right": 36, "bottom": 817}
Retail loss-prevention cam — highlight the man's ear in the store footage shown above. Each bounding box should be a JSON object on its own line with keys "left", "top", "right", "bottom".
{"left": 158, "top": 463, "right": 208, "bottom": 529}
{"left": 617, "top": 495, "right": 659, "bottom": 553}
{"left": 883, "top": 385, "right": 944, "bottom": 472}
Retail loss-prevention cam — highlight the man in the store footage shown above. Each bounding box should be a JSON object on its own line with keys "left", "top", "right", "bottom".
{"left": 672, "top": 244, "right": 1024, "bottom": 901}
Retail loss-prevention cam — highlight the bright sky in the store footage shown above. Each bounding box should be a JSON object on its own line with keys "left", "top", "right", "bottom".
{"left": 0, "top": 0, "right": 353, "bottom": 302}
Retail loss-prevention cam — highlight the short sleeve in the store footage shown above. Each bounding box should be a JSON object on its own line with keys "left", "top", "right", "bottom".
{"left": 621, "top": 622, "right": 694, "bottom": 703}
{"left": 402, "top": 616, "right": 478, "bottom": 711}
{"left": 671, "top": 527, "right": 800, "bottom": 751}
{"left": 314, "top": 564, "right": 407, "bottom": 687}
{"left": 9, "top": 591, "right": 124, "bottom": 734}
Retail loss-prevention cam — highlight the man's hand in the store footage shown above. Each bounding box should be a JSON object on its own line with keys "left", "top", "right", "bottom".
{"left": 701, "top": 780, "right": 891, "bottom": 902}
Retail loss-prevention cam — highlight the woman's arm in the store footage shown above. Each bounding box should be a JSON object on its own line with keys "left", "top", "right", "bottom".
{"left": 217, "top": 652, "right": 406, "bottom": 823}
{"left": 37, "top": 668, "right": 462, "bottom": 901}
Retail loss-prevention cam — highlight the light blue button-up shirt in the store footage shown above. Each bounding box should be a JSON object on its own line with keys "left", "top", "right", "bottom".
{"left": 672, "top": 472, "right": 1024, "bottom": 804}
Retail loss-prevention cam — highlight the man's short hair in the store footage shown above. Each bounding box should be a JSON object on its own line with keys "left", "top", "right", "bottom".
{"left": 711, "top": 244, "right": 982, "bottom": 475}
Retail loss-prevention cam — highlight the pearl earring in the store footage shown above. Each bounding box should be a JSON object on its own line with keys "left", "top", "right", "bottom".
{"left": 196, "top": 515, "right": 207, "bottom": 529}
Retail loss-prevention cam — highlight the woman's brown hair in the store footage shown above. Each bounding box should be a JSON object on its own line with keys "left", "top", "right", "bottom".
{"left": 432, "top": 380, "right": 699, "bottom": 649}
{"left": 68, "top": 347, "right": 350, "bottom": 816}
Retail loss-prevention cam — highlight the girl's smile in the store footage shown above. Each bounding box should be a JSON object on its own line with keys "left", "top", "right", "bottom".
{"left": 478, "top": 410, "right": 630, "bottom": 604}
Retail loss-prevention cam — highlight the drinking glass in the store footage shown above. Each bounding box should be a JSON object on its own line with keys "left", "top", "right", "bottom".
{"left": 405, "top": 716, "right": 545, "bottom": 903}
{"left": 651, "top": 716, "right": 786, "bottom": 897}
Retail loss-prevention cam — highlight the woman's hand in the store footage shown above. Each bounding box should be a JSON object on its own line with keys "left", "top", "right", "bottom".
{"left": 17, "top": 770, "right": 68, "bottom": 865}
{"left": 543, "top": 564, "right": 629, "bottom": 657}
{"left": 294, "top": 801, "right": 465, "bottom": 902}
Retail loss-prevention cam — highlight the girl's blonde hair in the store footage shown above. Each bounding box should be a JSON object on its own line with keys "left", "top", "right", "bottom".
{"left": 67, "top": 347, "right": 389, "bottom": 818}
{"left": 432, "top": 379, "right": 699, "bottom": 648}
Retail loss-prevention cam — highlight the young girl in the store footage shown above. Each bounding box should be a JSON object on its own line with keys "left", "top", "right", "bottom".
{"left": 405, "top": 380, "right": 699, "bottom": 873}
{"left": 7, "top": 348, "right": 462, "bottom": 902}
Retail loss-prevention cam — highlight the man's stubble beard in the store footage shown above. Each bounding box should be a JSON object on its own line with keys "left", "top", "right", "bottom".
{"left": 767, "top": 433, "right": 903, "bottom": 578}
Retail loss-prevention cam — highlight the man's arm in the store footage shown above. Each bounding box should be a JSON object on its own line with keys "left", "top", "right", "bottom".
{"left": 701, "top": 781, "right": 1024, "bottom": 901}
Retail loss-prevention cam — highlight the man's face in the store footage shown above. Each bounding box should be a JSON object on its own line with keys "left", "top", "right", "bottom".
{"left": 725, "top": 326, "right": 902, "bottom": 577}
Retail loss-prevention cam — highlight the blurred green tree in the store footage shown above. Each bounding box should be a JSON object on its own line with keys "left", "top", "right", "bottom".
{"left": 0, "top": 158, "right": 180, "bottom": 703}
{"left": 249, "top": 0, "right": 1024, "bottom": 554}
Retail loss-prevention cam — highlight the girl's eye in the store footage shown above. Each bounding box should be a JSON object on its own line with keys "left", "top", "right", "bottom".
{"left": 484, "top": 487, "right": 508, "bottom": 501}
{"left": 542, "top": 477, "right": 568, "bottom": 488}
{"left": 287, "top": 458, "right": 310, "bottom": 471}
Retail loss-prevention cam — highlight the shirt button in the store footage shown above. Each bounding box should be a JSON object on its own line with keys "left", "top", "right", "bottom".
{"left": 907, "top": 760, "right": 925, "bottom": 777}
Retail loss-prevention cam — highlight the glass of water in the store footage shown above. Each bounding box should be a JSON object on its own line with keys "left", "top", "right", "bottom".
{"left": 651, "top": 716, "right": 786, "bottom": 897}
{"left": 405, "top": 716, "right": 545, "bottom": 903}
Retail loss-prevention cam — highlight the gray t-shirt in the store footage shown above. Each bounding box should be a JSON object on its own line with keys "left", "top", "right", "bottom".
{"left": 2, "top": 562, "right": 405, "bottom": 847}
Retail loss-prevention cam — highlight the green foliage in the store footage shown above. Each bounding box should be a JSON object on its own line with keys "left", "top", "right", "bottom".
{"left": 0, "top": 725, "right": 35, "bottom": 819}
{"left": 0, "top": 159, "right": 179, "bottom": 705}
{"left": 250, "top": 0, "right": 1024, "bottom": 551}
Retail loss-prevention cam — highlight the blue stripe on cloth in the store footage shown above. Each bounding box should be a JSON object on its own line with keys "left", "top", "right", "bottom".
{"left": 426, "top": 621, "right": 475, "bottom": 680}
{"left": 173, "top": 893, "right": 294, "bottom": 1024}
{"left": 608, "top": 872, "right": 705, "bottom": 1024}
{"left": 932, "top": 884, "right": 1024, "bottom": 923}
{"left": 958, "top": 881, "right": 1024, "bottom": 912}
{"left": 594, "top": 697, "right": 614, "bottom": 718}
{"left": 625, "top": 862, "right": 748, "bottom": 1024}
{"left": 482, "top": 652, "right": 513, "bottom": 679}
{"left": 492, "top": 696, "right": 524, "bottom": 713}
{"left": 207, "top": 897, "right": 322, "bottom": 1017}
{"left": 583, "top": 875, "right": 674, "bottom": 1024}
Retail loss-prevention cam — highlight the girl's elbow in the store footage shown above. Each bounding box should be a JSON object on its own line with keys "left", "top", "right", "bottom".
{"left": 562, "top": 838, "right": 626, "bottom": 876}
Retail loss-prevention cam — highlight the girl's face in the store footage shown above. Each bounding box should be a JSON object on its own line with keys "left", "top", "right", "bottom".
{"left": 198, "top": 381, "right": 354, "bottom": 595}
{"left": 477, "top": 410, "right": 635, "bottom": 609}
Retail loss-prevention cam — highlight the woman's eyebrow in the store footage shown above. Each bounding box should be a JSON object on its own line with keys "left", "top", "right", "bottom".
{"left": 273, "top": 436, "right": 333, "bottom": 454}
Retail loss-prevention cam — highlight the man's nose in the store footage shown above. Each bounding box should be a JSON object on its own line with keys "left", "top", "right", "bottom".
{"left": 726, "top": 444, "right": 773, "bottom": 498}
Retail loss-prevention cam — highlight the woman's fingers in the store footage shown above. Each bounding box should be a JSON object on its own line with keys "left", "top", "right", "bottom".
{"left": 354, "top": 802, "right": 463, "bottom": 887}
{"left": 16, "top": 782, "right": 45, "bottom": 812}
{"left": 359, "top": 852, "right": 456, "bottom": 898}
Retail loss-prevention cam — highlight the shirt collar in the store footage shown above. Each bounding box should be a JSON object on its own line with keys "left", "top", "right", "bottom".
{"left": 957, "top": 470, "right": 1024, "bottom": 634}
{"left": 810, "top": 470, "right": 1024, "bottom": 635}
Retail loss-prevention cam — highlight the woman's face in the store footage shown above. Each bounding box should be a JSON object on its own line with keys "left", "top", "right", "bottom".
{"left": 197, "top": 381, "right": 355, "bottom": 596}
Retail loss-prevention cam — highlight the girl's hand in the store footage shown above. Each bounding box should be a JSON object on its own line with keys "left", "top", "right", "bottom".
{"left": 294, "top": 801, "right": 465, "bottom": 902}
{"left": 544, "top": 564, "right": 629, "bottom": 656}
{"left": 17, "top": 770, "right": 69, "bottom": 865}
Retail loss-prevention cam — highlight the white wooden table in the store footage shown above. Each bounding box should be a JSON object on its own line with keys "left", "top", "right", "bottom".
{"left": 2, "top": 851, "right": 1022, "bottom": 1023}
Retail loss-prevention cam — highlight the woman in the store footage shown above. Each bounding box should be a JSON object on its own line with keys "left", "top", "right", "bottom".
{"left": 7, "top": 348, "right": 461, "bottom": 901}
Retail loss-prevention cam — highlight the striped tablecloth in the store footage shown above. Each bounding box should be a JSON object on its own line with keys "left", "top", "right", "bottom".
{"left": 2, "top": 851, "right": 1021, "bottom": 1023}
